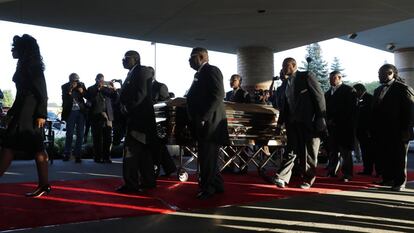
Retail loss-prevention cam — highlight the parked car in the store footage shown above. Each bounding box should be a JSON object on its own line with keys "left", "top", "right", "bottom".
{"left": 47, "top": 111, "right": 66, "bottom": 138}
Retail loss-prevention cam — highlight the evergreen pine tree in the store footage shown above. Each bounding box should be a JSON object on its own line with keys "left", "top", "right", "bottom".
{"left": 330, "top": 57, "right": 346, "bottom": 77}
{"left": 1, "top": 90, "right": 14, "bottom": 108}
{"left": 301, "top": 43, "right": 330, "bottom": 91}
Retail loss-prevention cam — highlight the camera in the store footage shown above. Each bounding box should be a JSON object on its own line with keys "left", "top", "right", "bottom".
{"left": 272, "top": 76, "right": 280, "bottom": 81}
{"left": 111, "top": 79, "right": 122, "bottom": 83}
{"left": 102, "top": 81, "right": 112, "bottom": 88}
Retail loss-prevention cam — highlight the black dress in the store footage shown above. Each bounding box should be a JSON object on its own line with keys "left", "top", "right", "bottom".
{"left": 3, "top": 64, "right": 48, "bottom": 154}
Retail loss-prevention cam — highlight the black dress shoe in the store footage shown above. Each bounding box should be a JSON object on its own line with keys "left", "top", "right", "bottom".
{"left": 116, "top": 185, "right": 142, "bottom": 193}
{"left": 196, "top": 191, "right": 214, "bottom": 200}
{"left": 391, "top": 185, "right": 405, "bottom": 191}
{"left": 138, "top": 183, "right": 156, "bottom": 190}
{"left": 25, "top": 184, "right": 51, "bottom": 197}
{"left": 373, "top": 180, "right": 394, "bottom": 186}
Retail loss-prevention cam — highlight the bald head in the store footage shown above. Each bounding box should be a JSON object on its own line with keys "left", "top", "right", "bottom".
{"left": 189, "top": 47, "right": 209, "bottom": 71}
{"left": 282, "top": 57, "right": 297, "bottom": 76}
{"left": 122, "top": 50, "right": 141, "bottom": 70}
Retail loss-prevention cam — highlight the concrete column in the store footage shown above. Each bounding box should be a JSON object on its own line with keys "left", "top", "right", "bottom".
{"left": 237, "top": 47, "right": 274, "bottom": 92}
{"left": 394, "top": 48, "right": 414, "bottom": 89}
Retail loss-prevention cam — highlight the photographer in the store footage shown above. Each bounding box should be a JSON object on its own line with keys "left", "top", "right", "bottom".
{"left": 268, "top": 71, "right": 285, "bottom": 109}
{"left": 85, "top": 73, "right": 119, "bottom": 163}
{"left": 61, "top": 73, "right": 87, "bottom": 163}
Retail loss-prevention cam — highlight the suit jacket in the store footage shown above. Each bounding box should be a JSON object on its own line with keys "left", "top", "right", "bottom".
{"left": 225, "top": 88, "right": 251, "bottom": 103}
{"left": 325, "top": 84, "right": 357, "bottom": 149}
{"left": 152, "top": 80, "right": 170, "bottom": 104}
{"left": 372, "top": 80, "right": 414, "bottom": 142}
{"left": 186, "top": 63, "right": 229, "bottom": 145}
{"left": 356, "top": 92, "right": 373, "bottom": 136}
{"left": 277, "top": 71, "right": 326, "bottom": 135}
{"left": 85, "top": 84, "right": 118, "bottom": 121}
{"left": 61, "top": 82, "right": 87, "bottom": 121}
{"left": 120, "top": 65, "right": 157, "bottom": 144}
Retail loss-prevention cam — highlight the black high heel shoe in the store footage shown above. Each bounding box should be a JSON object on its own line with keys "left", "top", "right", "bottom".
{"left": 25, "top": 184, "right": 51, "bottom": 197}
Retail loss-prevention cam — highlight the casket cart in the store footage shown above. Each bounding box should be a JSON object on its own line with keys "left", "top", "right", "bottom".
{"left": 154, "top": 97, "right": 286, "bottom": 181}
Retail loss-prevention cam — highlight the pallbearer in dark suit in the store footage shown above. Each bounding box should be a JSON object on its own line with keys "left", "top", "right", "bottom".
{"left": 353, "top": 83, "right": 375, "bottom": 176}
{"left": 273, "top": 57, "right": 327, "bottom": 189}
{"left": 224, "top": 74, "right": 252, "bottom": 174}
{"left": 187, "top": 47, "right": 229, "bottom": 199}
{"left": 371, "top": 64, "right": 414, "bottom": 191}
{"left": 225, "top": 74, "right": 251, "bottom": 103}
{"left": 325, "top": 71, "right": 357, "bottom": 181}
{"left": 149, "top": 67, "right": 177, "bottom": 177}
{"left": 116, "top": 50, "right": 157, "bottom": 193}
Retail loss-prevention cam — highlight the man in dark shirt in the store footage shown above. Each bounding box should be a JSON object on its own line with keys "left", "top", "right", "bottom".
{"left": 325, "top": 71, "right": 357, "bottom": 182}
{"left": 61, "top": 73, "right": 87, "bottom": 163}
{"left": 371, "top": 64, "right": 414, "bottom": 191}
{"left": 149, "top": 67, "right": 177, "bottom": 177}
{"left": 116, "top": 50, "right": 157, "bottom": 193}
{"left": 273, "top": 57, "right": 326, "bottom": 189}
{"left": 186, "top": 47, "right": 229, "bottom": 199}
{"left": 353, "top": 83, "right": 374, "bottom": 176}
{"left": 225, "top": 74, "right": 250, "bottom": 103}
{"left": 224, "top": 74, "right": 252, "bottom": 174}
{"left": 85, "top": 74, "right": 118, "bottom": 163}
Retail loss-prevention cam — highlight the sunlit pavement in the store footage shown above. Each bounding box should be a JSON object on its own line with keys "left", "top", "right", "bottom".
{"left": 2, "top": 152, "right": 414, "bottom": 233}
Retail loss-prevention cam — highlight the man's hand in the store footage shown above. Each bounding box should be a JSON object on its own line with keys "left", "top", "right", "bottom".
{"left": 35, "top": 118, "right": 46, "bottom": 128}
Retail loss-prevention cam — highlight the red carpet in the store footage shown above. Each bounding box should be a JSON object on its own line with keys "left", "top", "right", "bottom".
{"left": 1, "top": 166, "right": 413, "bottom": 231}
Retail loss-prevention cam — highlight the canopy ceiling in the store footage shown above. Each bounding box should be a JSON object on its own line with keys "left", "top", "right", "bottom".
{"left": 1, "top": 0, "right": 414, "bottom": 53}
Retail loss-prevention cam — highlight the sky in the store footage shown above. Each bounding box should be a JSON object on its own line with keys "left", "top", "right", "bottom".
{"left": 0, "top": 20, "right": 394, "bottom": 107}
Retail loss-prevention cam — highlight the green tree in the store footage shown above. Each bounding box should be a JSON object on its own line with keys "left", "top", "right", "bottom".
{"left": 301, "top": 43, "right": 330, "bottom": 91}
{"left": 2, "top": 90, "right": 14, "bottom": 107}
{"left": 362, "top": 81, "right": 380, "bottom": 94}
{"left": 349, "top": 81, "right": 380, "bottom": 95}
{"left": 330, "top": 57, "right": 346, "bottom": 77}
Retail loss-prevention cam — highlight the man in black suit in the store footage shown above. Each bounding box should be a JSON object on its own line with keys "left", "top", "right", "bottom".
{"left": 224, "top": 74, "right": 252, "bottom": 174}
{"left": 85, "top": 74, "right": 118, "bottom": 163}
{"left": 149, "top": 67, "right": 177, "bottom": 177}
{"left": 371, "top": 64, "right": 414, "bottom": 191}
{"left": 150, "top": 67, "right": 170, "bottom": 103}
{"left": 187, "top": 47, "right": 229, "bottom": 199}
{"left": 116, "top": 50, "right": 157, "bottom": 193}
{"left": 61, "top": 73, "right": 87, "bottom": 163}
{"left": 353, "top": 83, "right": 375, "bottom": 176}
{"left": 325, "top": 71, "right": 357, "bottom": 181}
{"left": 273, "top": 57, "right": 326, "bottom": 189}
{"left": 225, "top": 74, "right": 250, "bottom": 103}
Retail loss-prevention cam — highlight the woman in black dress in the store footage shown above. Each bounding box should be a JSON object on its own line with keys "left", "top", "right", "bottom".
{"left": 0, "top": 34, "right": 50, "bottom": 197}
